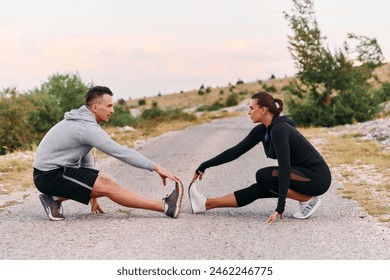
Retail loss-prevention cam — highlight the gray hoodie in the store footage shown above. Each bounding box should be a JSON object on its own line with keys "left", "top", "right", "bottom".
{"left": 33, "top": 105, "right": 156, "bottom": 172}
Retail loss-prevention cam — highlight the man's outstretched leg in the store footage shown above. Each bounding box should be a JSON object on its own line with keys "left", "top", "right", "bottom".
{"left": 91, "top": 175, "right": 183, "bottom": 218}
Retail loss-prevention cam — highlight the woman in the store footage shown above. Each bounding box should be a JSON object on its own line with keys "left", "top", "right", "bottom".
{"left": 190, "top": 91, "right": 331, "bottom": 223}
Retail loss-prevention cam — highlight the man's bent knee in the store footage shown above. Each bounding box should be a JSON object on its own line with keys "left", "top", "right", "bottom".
{"left": 98, "top": 171, "right": 116, "bottom": 183}
{"left": 91, "top": 175, "right": 119, "bottom": 197}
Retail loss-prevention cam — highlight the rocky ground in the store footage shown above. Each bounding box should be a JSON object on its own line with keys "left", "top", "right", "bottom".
{"left": 325, "top": 116, "right": 390, "bottom": 151}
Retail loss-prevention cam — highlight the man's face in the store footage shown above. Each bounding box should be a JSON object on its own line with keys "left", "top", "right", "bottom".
{"left": 94, "top": 94, "right": 114, "bottom": 123}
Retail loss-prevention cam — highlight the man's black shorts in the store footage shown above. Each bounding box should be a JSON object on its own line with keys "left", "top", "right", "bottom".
{"left": 33, "top": 167, "right": 100, "bottom": 205}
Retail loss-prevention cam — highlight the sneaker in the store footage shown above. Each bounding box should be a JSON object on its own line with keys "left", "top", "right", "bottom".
{"left": 162, "top": 182, "right": 183, "bottom": 218}
{"left": 39, "top": 194, "right": 65, "bottom": 221}
{"left": 188, "top": 183, "right": 207, "bottom": 214}
{"left": 293, "top": 196, "right": 321, "bottom": 219}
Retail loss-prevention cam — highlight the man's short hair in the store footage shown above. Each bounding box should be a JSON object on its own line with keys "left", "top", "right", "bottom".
{"left": 85, "top": 86, "right": 113, "bottom": 106}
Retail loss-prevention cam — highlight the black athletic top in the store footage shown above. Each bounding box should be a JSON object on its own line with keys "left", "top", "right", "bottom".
{"left": 197, "top": 115, "right": 325, "bottom": 213}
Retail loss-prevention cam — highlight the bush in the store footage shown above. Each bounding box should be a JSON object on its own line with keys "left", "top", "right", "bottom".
{"left": 225, "top": 93, "right": 239, "bottom": 107}
{"left": 376, "top": 82, "right": 390, "bottom": 103}
{"left": 37, "top": 72, "right": 89, "bottom": 114}
{"left": 264, "top": 85, "right": 277, "bottom": 93}
{"left": 141, "top": 103, "right": 195, "bottom": 122}
{"left": 196, "top": 102, "right": 224, "bottom": 112}
{"left": 27, "top": 72, "right": 91, "bottom": 132}
{"left": 0, "top": 72, "right": 92, "bottom": 153}
{"left": 198, "top": 89, "right": 205, "bottom": 96}
{"left": 0, "top": 89, "right": 36, "bottom": 154}
{"left": 26, "top": 92, "right": 62, "bottom": 141}
{"left": 285, "top": 85, "right": 382, "bottom": 127}
{"left": 236, "top": 79, "right": 244, "bottom": 85}
{"left": 285, "top": 89, "right": 335, "bottom": 127}
{"left": 334, "top": 86, "right": 380, "bottom": 123}
{"left": 109, "top": 104, "right": 139, "bottom": 127}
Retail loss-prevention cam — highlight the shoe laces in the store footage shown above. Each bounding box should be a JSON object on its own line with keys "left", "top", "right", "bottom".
{"left": 163, "top": 194, "right": 171, "bottom": 202}
{"left": 163, "top": 191, "right": 175, "bottom": 203}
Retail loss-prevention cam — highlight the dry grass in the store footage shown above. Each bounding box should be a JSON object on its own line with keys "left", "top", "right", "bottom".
{"left": 0, "top": 152, "right": 34, "bottom": 195}
{"left": 300, "top": 127, "right": 390, "bottom": 225}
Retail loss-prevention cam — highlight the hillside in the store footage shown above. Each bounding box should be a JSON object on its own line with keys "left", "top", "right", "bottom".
{"left": 126, "top": 77, "right": 293, "bottom": 111}
{"left": 126, "top": 63, "right": 390, "bottom": 111}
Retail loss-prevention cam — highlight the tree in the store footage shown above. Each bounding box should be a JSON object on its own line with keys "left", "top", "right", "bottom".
{"left": 38, "top": 72, "right": 91, "bottom": 118}
{"left": 0, "top": 88, "right": 35, "bottom": 154}
{"left": 27, "top": 72, "right": 93, "bottom": 134}
{"left": 283, "top": 0, "right": 385, "bottom": 126}
{"left": 0, "top": 73, "right": 93, "bottom": 153}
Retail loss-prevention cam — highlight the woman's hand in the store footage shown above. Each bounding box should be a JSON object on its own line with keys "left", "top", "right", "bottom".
{"left": 191, "top": 170, "right": 204, "bottom": 183}
{"left": 267, "top": 211, "right": 283, "bottom": 223}
{"left": 90, "top": 198, "right": 105, "bottom": 214}
{"left": 154, "top": 165, "right": 181, "bottom": 186}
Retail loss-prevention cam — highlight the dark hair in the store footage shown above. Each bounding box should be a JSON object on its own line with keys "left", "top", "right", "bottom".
{"left": 251, "top": 91, "right": 283, "bottom": 115}
{"left": 85, "top": 86, "right": 113, "bottom": 106}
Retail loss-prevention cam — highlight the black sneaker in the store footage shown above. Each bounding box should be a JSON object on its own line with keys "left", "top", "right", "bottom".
{"left": 39, "top": 194, "right": 65, "bottom": 221}
{"left": 162, "top": 182, "right": 183, "bottom": 218}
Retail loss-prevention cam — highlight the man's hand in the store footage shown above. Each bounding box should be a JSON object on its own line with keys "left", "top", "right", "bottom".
{"left": 90, "top": 198, "right": 105, "bottom": 214}
{"left": 154, "top": 165, "right": 181, "bottom": 186}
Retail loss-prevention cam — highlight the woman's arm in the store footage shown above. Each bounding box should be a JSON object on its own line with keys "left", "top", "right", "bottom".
{"left": 196, "top": 125, "right": 263, "bottom": 173}
{"left": 271, "top": 123, "right": 292, "bottom": 214}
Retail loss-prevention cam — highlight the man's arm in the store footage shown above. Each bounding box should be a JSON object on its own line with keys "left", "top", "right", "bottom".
{"left": 81, "top": 125, "right": 157, "bottom": 171}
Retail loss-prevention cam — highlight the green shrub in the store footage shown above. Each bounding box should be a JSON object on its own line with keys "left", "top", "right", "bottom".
{"left": 376, "top": 82, "right": 390, "bottom": 103}
{"left": 196, "top": 102, "right": 224, "bottom": 112}
{"left": 285, "top": 85, "right": 382, "bottom": 127}
{"left": 141, "top": 103, "right": 195, "bottom": 122}
{"left": 264, "top": 85, "right": 277, "bottom": 93}
{"left": 0, "top": 89, "right": 35, "bottom": 154}
{"left": 225, "top": 93, "right": 239, "bottom": 107}
{"left": 109, "top": 104, "right": 139, "bottom": 127}
{"left": 236, "top": 79, "right": 244, "bottom": 85}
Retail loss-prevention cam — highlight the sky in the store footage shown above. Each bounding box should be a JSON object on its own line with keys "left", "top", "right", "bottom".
{"left": 1, "top": 0, "right": 389, "bottom": 100}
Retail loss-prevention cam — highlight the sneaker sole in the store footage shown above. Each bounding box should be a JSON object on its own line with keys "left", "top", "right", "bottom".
{"left": 39, "top": 194, "right": 64, "bottom": 221}
{"left": 188, "top": 183, "right": 206, "bottom": 214}
{"left": 188, "top": 183, "right": 195, "bottom": 214}
{"left": 173, "top": 182, "right": 184, "bottom": 218}
{"left": 293, "top": 198, "right": 321, "bottom": 219}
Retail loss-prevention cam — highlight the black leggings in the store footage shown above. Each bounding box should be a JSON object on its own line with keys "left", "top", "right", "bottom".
{"left": 234, "top": 162, "right": 332, "bottom": 207}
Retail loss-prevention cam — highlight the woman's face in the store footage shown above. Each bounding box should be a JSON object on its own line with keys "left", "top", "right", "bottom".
{"left": 248, "top": 98, "right": 264, "bottom": 123}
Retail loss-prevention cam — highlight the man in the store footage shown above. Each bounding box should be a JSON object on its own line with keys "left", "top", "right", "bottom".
{"left": 33, "top": 86, "right": 183, "bottom": 221}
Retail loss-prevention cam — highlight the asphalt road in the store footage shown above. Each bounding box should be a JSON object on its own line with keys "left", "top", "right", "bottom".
{"left": 1, "top": 116, "right": 389, "bottom": 260}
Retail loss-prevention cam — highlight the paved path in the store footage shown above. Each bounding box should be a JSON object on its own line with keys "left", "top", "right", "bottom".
{"left": 1, "top": 116, "right": 389, "bottom": 259}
